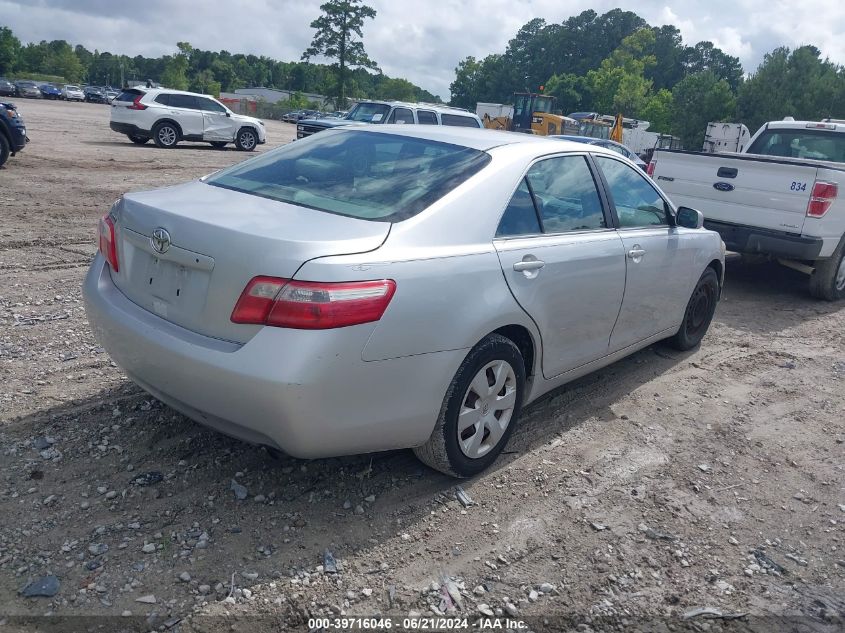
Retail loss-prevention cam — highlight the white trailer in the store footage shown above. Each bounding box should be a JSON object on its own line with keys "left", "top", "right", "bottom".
{"left": 703, "top": 122, "right": 751, "bottom": 153}
{"left": 476, "top": 102, "right": 514, "bottom": 120}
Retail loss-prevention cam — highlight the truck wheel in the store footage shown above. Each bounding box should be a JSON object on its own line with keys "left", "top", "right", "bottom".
{"left": 809, "top": 237, "right": 845, "bottom": 301}
{"left": 235, "top": 127, "right": 258, "bottom": 151}
{"left": 152, "top": 122, "right": 180, "bottom": 148}
{"left": 413, "top": 334, "right": 525, "bottom": 478}
{"left": 667, "top": 268, "right": 719, "bottom": 351}
{"left": 0, "top": 133, "right": 10, "bottom": 168}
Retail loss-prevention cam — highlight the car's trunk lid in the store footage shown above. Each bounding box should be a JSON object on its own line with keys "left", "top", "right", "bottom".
{"left": 110, "top": 180, "right": 390, "bottom": 343}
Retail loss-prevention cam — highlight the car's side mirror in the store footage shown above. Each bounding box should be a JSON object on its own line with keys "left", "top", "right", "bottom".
{"left": 676, "top": 206, "right": 704, "bottom": 229}
{"left": 226, "top": 112, "right": 231, "bottom": 117}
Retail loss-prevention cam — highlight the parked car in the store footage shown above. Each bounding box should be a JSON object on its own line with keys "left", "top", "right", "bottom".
{"left": 296, "top": 101, "right": 483, "bottom": 139}
{"left": 550, "top": 135, "right": 648, "bottom": 170}
{"left": 84, "top": 86, "right": 108, "bottom": 103}
{"left": 282, "top": 110, "right": 303, "bottom": 123}
{"left": 0, "top": 78, "right": 15, "bottom": 97}
{"left": 62, "top": 84, "right": 85, "bottom": 101}
{"left": 650, "top": 118, "right": 845, "bottom": 300}
{"left": 105, "top": 89, "right": 119, "bottom": 103}
{"left": 14, "top": 81, "right": 41, "bottom": 98}
{"left": 109, "top": 87, "right": 266, "bottom": 150}
{"left": 39, "top": 84, "right": 62, "bottom": 100}
{"left": 83, "top": 126, "right": 723, "bottom": 476}
{"left": 0, "top": 100, "right": 28, "bottom": 168}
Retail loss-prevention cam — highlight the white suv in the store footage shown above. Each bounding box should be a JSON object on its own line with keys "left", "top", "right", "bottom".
{"left": 110, "top": 88, "right": 266, "bottom": 151}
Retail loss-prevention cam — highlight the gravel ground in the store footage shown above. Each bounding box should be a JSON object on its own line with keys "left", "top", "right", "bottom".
{"left": 1, "top": 99, "right": 844, "bottom": 632}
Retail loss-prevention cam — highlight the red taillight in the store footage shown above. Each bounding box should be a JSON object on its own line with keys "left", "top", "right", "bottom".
{"left": 807, "top": 181, "right": 838, "bottom": 218}
{"left": 128, "top": 94, "right": 146, "bottom": 110}
{"left": 98, "top": 213, "right": 119, "bottom": 271}
{"left": 231, "top": 277, "right": 396, "bottom": 330}
{"left": 646, "top": 160, "right": 656, "bottom": 177}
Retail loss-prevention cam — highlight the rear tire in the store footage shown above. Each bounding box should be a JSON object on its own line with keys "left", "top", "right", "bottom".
{"left": 809, "top": 237, "right": 845, "bottom": 301}
{"left": 152, "top": 122, "right": 179, "bottom": 148}
{"left": 235, "top": 127, "right": 258, "bottom": 151}
{"left": 128, "top": 134, "right": 149, "bottom": 145}
{"left": 413, "top": 334, "right": 525, "bottom": 478}
{"left": 0, "top": 133, "right": 10, "bottom": 168}
{"left": 210, "top": 141, "right": 228, "bottom": 149}
{"left": 668, "top": 268, "right": 719, "bottom": 351}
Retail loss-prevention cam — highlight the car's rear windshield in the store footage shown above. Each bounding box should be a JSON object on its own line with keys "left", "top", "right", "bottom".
{"left": 747, "top": 128, "right": 845, "bottom": 163}
{"left": 207, "top": 130, "right": 491, "bottom": 222}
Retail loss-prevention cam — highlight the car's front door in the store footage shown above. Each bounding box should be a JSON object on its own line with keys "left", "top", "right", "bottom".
{"left": 494, "top": 155, "right": 627, "bottom": 378}
{"left": 166, "top": 94, "right": 204, "bottom": 138}
{"left": 593, "top": 155, "right": 700, "bottom": 352}
{"left": 196, "top": 97, "right": 233, "bottom": 141}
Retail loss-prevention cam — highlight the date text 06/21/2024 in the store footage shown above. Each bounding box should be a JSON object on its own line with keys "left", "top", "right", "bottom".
{"left": 307, "top": 616, "right": 529, "bottom": 630}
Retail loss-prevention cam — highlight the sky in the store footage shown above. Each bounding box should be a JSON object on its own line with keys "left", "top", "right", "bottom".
{"left": 3, "top": 0, "right": 845, "bottom": 99}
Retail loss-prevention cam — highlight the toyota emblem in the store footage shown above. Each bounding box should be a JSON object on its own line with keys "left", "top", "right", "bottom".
{"left": 150, "top": 228, "right": 171, "bottom": 254}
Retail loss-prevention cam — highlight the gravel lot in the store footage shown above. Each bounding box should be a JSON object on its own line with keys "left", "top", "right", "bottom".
{"left": 1, "top": 99, "right": 844, "bottom": 632}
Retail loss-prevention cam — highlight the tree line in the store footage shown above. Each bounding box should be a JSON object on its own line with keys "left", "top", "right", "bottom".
{"left": 450, "top": 9, "right": 845, "bottom": 147}
{"left": 0, "top": 24, "right": 440, "bottom": 109}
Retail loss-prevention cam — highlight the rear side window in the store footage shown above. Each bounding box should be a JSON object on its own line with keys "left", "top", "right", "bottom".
{"left": 168, "top": 94, "right": 198, "bottom": 109}
{"left": 154, "top": 94, "right": 171, "bottom": 106}
{"left": 417, "top": 110, "right": 438, "bottom": 125}
{"left": 747, "top": 128, "right": 845, "bottom": 163}
{"left": 441, "top": 114, "right": 481, "bottom": 128}
{"left": 207, "top": 130, "right": 491, "bottom": 222}
{"left": 526, "top": 156, "right": 606, "bottom": 232}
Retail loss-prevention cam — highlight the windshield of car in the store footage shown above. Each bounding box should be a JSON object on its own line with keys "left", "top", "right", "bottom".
{"left": 207, "top": 130, "right": 491, "bottom": 222}
{"left": 346, "top": 103, "right": 391, "bottom": 123}
{"left": 746, "top": 128, "right": 845, "bottom": 163}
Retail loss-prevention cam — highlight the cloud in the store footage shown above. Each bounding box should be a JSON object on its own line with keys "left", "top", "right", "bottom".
{"left": 3, "top": 0, "right": 845, "bottom": 98}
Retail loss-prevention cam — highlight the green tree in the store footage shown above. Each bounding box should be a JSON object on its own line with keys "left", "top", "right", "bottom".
{"left": 639, "top": 88, "right": 673, "bottom": 132}
{"left": 672, "top": 71, "right": 736, "bottom": 148}
{"left": 160, "top": 42, "right": 191, "bottom": 89}
{"left": 0, "top": 26, "right": 21, "bottom": 75}
{"left": 302, "top": 0, "right": 379, "bottom": 108}
{"left": 738, "top": 46, "right": 845, "bottom": 132}
{"left": 585, "top": 29, "right": 656, "bottom": 115}
{"left": 544, "top": 72, "right": 585, "bottom": 113}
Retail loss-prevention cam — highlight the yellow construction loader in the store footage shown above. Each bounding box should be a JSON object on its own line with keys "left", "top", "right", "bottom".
{"left": 482, "top": 93, "right": 577, "bottom": 136}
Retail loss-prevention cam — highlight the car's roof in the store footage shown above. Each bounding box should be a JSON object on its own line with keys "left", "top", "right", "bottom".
{"left": 549, "top": 135, "right": 598, "bottom": 144}
{"left": 142, "top": 87, "right": 217, "bottom": 99}
{"left": 332, "top": 124, "right": 610, "bottom": 153}
{"left": 355, "top": 100, "right": 478, "bottom": 116}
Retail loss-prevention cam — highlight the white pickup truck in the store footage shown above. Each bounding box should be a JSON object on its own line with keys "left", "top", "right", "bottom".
{"left": 649, "top": 119, "right": 845, "bottom": 299}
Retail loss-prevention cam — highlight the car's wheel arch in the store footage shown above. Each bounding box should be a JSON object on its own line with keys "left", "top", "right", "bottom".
{"left": 706, "top": 258, "right": 724, "bottom": 295}
{"left": 154, "top": 119, "right": 183, "bottom": 137}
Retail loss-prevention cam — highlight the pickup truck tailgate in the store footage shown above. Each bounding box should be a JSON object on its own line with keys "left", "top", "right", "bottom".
{"left": 652, "top": 151, "right": 819, "bottom": 234}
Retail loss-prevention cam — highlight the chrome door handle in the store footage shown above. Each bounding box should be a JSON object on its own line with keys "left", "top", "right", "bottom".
{"left": 627, "top": 248, "right": 646, "bottom": 259}
{"left": 513, "top": 259, "right": 545, "bottom": 272}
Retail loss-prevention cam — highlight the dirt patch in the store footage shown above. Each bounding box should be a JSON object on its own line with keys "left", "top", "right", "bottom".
{"left": 1, "top": 99, "right": 844, "bottom": 632}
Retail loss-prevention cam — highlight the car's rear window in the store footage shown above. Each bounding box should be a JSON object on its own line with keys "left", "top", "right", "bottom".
{"left": 747, "top": 128, "right": 845, "bottom": 163}
{"left": 207, "top": 130, "right": 491, "bottom": 222}
{"left": 116, "top": 89, "right": 144, "bottom": 102}
{"left": 441, "top": 113, "right": 481, "bottom": 128}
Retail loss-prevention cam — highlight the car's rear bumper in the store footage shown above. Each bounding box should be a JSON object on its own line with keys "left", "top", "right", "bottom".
{"left": 110, "top": 121, "right": 148, "bottom": 137}
{"left": 704, "top": 219, "right": 824, "bottom": 260}
{"left": 83, "top": 256, "right": 458, "bottom": 458}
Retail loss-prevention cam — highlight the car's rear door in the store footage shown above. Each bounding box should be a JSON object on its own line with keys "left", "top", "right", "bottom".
{"left": 493, "top": 154, "right": 626, "bottom": 378}
{"left": 196, "top": 96, "right": 233, "bottom": 141}
{"left": 593, "top": 155, "right": 700, "bottom": 351}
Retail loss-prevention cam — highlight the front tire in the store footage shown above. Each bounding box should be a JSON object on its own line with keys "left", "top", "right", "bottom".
{"left": 128, "top": 134, "right": 149, "bottom": 145}
{"left": 809, "top": 237, "right": 845, "bottom": 301}
{"left": 414, "top": 334, "right": 525, "bottom": 477}
{"left": 152, "top": 122, "right": 180, "bottom": 148}
{"left": 235, "top": 127, "right": 258, "bottom": 151}
{"left": 668, "top": 268, "right": 719, "bottom": 351}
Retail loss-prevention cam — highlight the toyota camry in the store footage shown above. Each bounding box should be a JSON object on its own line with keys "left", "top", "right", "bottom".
{"left": 83, "top": 126, "right": 724, "bottom": 477}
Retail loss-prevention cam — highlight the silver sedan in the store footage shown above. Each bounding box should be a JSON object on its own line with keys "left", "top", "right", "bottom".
{"left": 83, "top": 125, "right": 724, "bottom": 477}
